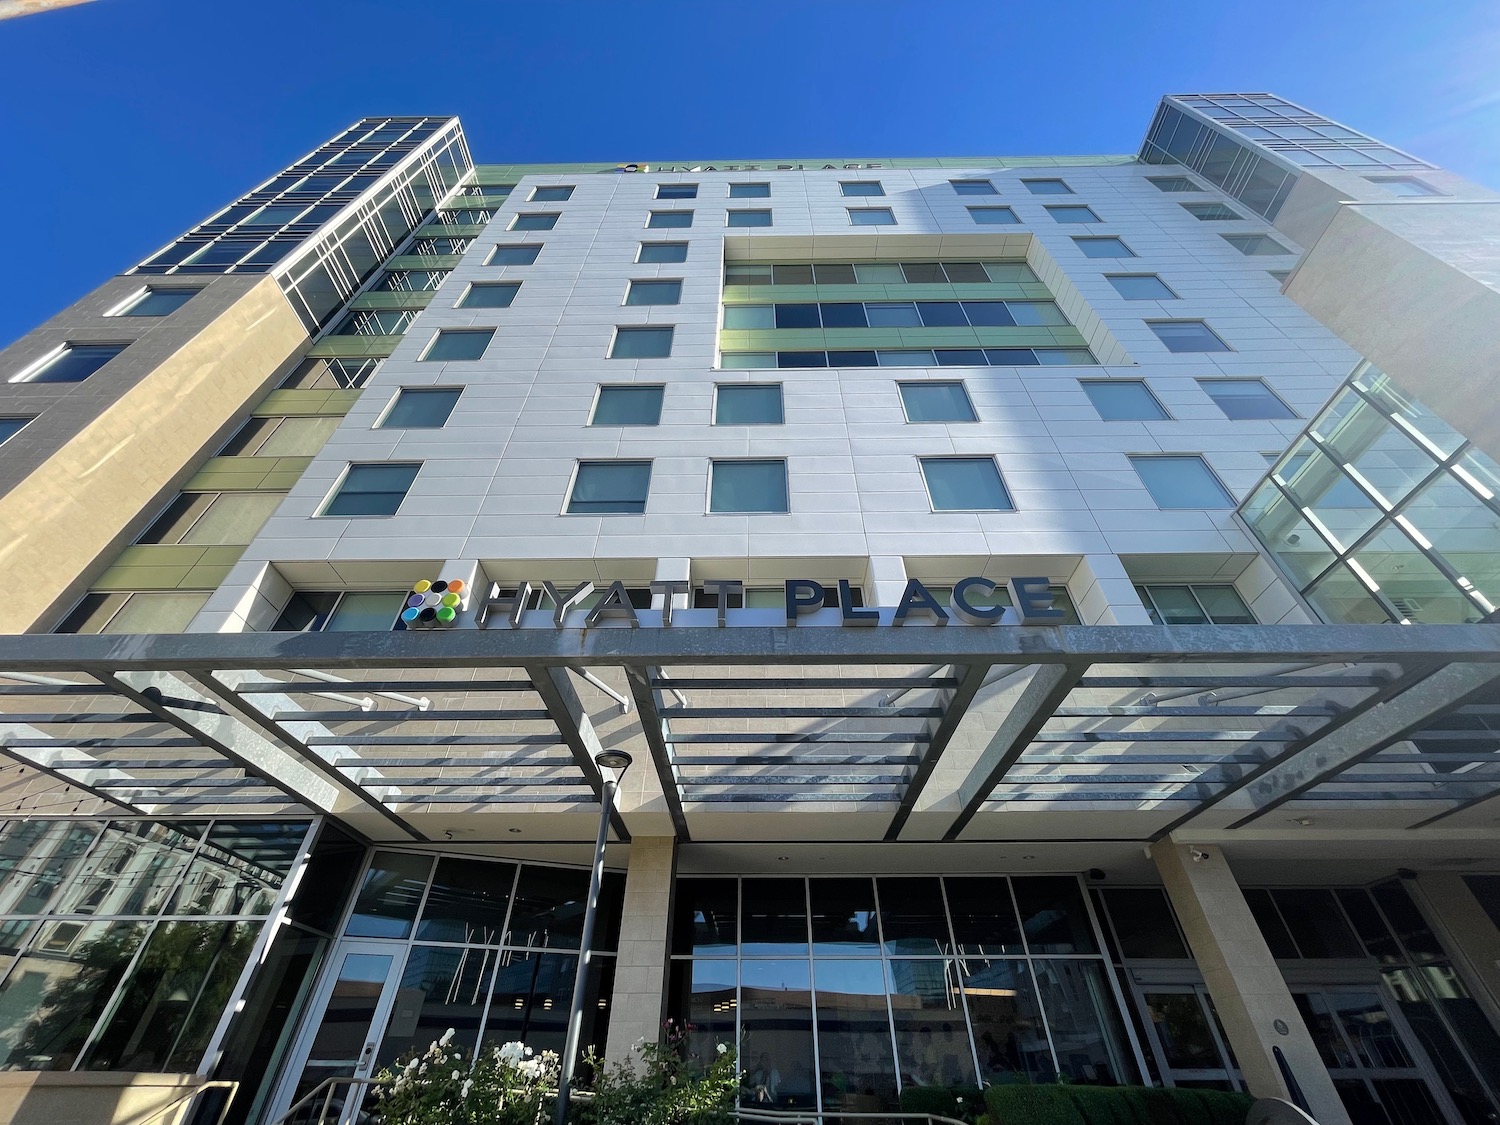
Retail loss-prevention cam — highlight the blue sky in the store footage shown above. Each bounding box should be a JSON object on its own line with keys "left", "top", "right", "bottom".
{"left": 2, "top": 0, "right": 1497, "bottom": 347}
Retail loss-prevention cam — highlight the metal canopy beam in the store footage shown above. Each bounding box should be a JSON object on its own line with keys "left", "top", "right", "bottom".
{"left": 623, "top": 666, "right": 691, "bottom": 841}
{"left": 885, "top": 660, "right": 992, "bottom": 841}
{"left": 524, "top": 666, "right": 631, "bottom": 842}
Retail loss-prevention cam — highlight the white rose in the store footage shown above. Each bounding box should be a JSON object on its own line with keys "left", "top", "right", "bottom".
{"left": 716, "top": 1043, "right": 728, "bottom": 1055}
{"left": 440, "top": 1028, "right": 456, "bottom": 1047}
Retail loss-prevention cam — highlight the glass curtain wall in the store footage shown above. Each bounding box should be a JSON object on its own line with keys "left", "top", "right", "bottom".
{"left": 1243, "top": 362, "right": 1500, "bottom": 624}
{"left": 0, "top": 819, "right": 310, "bottom": 1072}
{"left": 669, "top": 875, "right": 1136, "bottom": 1114}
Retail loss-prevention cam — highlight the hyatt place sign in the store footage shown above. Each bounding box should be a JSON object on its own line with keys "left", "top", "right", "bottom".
{"left": 473, "top": 577, "right": 1063, "bottom": 630}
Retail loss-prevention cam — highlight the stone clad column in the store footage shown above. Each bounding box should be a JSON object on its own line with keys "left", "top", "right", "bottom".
{"left": 604, "top": 836, "right": 677, "bottom": 1064}
{"left": 1151, "top": 841, "right": 1352, "bottom": 1125}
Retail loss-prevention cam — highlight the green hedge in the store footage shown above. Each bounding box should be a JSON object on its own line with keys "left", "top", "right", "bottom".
{"left": 982, "top": 1084, "right": 1253, "bottom": 1125}
{"left": 900, "top": 1086, "right": 986, "bottom": 1123}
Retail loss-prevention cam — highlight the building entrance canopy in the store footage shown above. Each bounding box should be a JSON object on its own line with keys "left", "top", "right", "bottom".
{"left": 1, "top": 624, "right": 1497, "bottom": 844}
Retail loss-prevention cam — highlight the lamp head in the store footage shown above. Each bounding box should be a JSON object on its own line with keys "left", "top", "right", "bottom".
{"left": 594, "top": 750, "right": 633, "bottom": 774}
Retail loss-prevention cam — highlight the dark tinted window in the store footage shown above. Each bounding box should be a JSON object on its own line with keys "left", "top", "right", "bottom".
{"left": 945, "top": 877, "right": 1023, "bottom": 955}
{"left": 672, "top": 878, "right": 738, "bottom": 955}
{"left": 417, "top": 858, "right": 516, "bottom": 942}
{"left": 741, "top": 878, "right": 808, "bottom": 955}
{"left": 877, "top": 877, "right": 949, "bottom": 955}
{"left": 775, "top": 303, "right": 821, "bottom": 329}
{"left": 1101, "top": 889, "right": 1189, "bottom": 959}
{"left": 506, "top": 865, "right": 591, "bottom": 948}
{"left": 809, "top": 878, "right": 880, "bottom": 954}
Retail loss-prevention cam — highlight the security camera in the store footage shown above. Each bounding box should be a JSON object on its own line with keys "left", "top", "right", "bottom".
{"left": 1191, "top": 848, "right": 1211, "bottom": 863}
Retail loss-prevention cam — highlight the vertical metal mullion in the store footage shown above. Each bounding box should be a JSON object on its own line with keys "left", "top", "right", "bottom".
{"left": 869, "top": 876, "right": 904, "bottom": 1095}
{"left": 1195, "top": 987, "right": 1242, "bottom": 1091}
{"left": 937, "top": 876, "right": 984, "bottom": 1086}
{"left": 1010, "top": 876, "right": 1062, "bottom": 1075}
{"left": 72, "top": 914, "right": 162, "bottom": 1071}
{"left": 1079, "top": 876, "right": 1151, "bottom": 1084}
{"left": 803, "top": 878, "right": 823, "bottom": 1118}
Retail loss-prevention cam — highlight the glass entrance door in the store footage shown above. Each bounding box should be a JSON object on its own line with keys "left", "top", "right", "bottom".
{"left": 1136, "top": 985, "right": 1242, "bottom": 1090}
{"left": 271, "top": 941, "right": 404, "bottom": 1124}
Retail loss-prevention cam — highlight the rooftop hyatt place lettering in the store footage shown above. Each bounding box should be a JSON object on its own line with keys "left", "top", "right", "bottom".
{"left": 474, "top": 576, "right": 1063, "bottom": 629}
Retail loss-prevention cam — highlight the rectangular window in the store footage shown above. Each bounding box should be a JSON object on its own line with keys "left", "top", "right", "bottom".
{"left": 710, "top": 459, "right": 788, "bottom": 512}
{"left": 1181, "top": 201, "right": 1242, "bottom": 221}
{"left": 1366, "top": 176, "right": 1443, "bottom": 197}
{"left": 379, "top": 388, "right": 461, "bottom": 428}
{"left": 377, "top": 270, "right": 447, "bottom": 291}
{"left": 332, "top": 308, "right": 417, "bottom": 336}
{"left": 1081, "top": 380, "right": 1169, "bottom": 421}
{"left": 899, "top": 382, "right": 977, "bottom": 423}
{"left": 1222, "top": 233, "right": 1293, "bottom": 256}
{"left": 568, "top": 461, "right": 651, "bottom": 514}
{"left": 848, "top": 207, "right": 896, "bottom": 226}
{"left": 638, "top": 241, "right": 689, "bottom": 263}
{"left": 509, "top": 213, "right": 559, "bottom": 231}
{"left": 610, "top": 326, "right": 674, "bottom": 358}
{"left": 592, "top": 386, "right": 664, "bottom": 426}
{"left": 950, "top": 180, "right": 997, "bottom": 195}
{"left": 1023, "top": 179, "right": 1073, "bottom": 195}
{"left": 136, "top": 491, "right": 285, "bottom": 546}
{"left": 728, "top": 182, "right": 771, "bottom": 198}
{"left": 1073, "top": 236, "right": 1134, "bottom": 257}
{"left": 271, "top": 591, "right": 405, "bottom": 632}
{"left": 458, "top": 281, "right": 520, "bottom": 308}
{"left": 1105, "top": 274, "right": 1177, "bottom": 300}
{"left": 421, "top": 328, "right": 494, "bottom": 361}
{"left": 11, "top": 343, "right": 125, "bottom": 384}
{"left": 1046, "top": 205, "right": 1100, "bottom": 223}
{"left": 648, "top": 211, "right": 694, "bottom": 228}
{"left": 968, "top": 206, "right": 1020, "bottom": 225}
{"left": 322, "top": 462, "right": 421, "bottom": 517}
{"left": 656, "top": 184, "right": 698, "bottom": 199}
{"left": 242, "top": 204, "right": 307, "bottom": 226}
{"left": 0, "top": 417, "right": 32, "bottom": 445}
{"left": 715, "top": 384, "right": 783, "bottom": 425}
{"left": 1149, "top": 320, "right": 1231, "bottom": 353}
{"left": 723, "top": 305, "right": 775, "bottom": 330}
{"left": 528, "top": 185, "right": 574, "bottom": 202}
{"left": 840, "top": 181, "right": 885, "bottom": 197}
{"left": 1129, "top": 455, "right": 1234, "bottom": 509}
{"left": 488, "top": 245, "right": 541, "bottom": 265}
{"left": 1148, "top": 176, "right": 1201, "bottom": 192}
{"left": 1136, "top": 584, "right": 1255, "bottom": 625}
{"left": 727, "top": 209, "right": 773, "bottom": 227}
{"left": 1198, "top": 378, "right": 1298, "bottom": 420}
{"left": 112, "top": 288, "right": 199, "bottom": 317}
{"left": 625, "top": 279, "right": 683, "bottom": 305}
{"left": 774, "top": 303, "right": 822, "bottom": 329}
{"left": 920, "top": 457, "right": 1013, "bottom": 510}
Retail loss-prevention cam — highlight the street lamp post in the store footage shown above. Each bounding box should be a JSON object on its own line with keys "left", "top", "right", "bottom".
{"left": 554, "top": 748, "right": 631, "bottom": 1125}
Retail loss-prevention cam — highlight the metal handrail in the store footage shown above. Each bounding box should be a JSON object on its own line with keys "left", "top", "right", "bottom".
{"left": 117, "top": 1080, "right": 239, "bottom": 1125}
{"left": 739, "top": 1112, "right": 969, "bottom": 1125}
{"left": 266, "top": 1076, "right": 391, "bottom": 1125}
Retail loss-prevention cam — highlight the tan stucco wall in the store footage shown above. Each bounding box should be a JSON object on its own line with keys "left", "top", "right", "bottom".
{"left": 0, "top": 1072, "right": 211, "bottom": 1125}
{"left": 0, "top": 277, "right": 307, "bottom": 633}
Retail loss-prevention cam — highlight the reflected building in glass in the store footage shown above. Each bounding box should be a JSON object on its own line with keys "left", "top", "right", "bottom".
{"left": 0, "top": 96, "right": 1497, "bottom": 1125}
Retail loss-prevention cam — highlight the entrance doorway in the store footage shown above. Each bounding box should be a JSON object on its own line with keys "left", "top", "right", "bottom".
{"left": 1136, "top": 985, "right": 1241, "bottom": 1090}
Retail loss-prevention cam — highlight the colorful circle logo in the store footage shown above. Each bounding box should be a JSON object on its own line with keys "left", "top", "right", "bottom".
{"left": 400, "top": 577, "right": 467, "bottom": 628}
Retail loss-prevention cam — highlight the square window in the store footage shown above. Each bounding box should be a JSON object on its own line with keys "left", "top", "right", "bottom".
{"left": 920, "top": 457, "right": 1013, "bottom": 510}
{"left": 728, "top": 182, "right": 771, "bottom": 198}
{"left": 637, "top": 241, "right": 688, "bottom": 263}
{"left": 1366, "top": 176, "right": 1442, "bottom": 197}
{"left": 715, "top": 384, "right": 783, "bottom": 425}
{"left": 529, "top": 185, "right": 574, "bottom": 202}
{"left": 1046, "top": 205, "right": 1100, "bottom": 223}
{"left": 12, "top": 343, "right": 125, "bottom": 384}
{"left": 592, "top": 386, "right": 664, "bottom": 426}
{"left": 710, "top": 459, "right": 788, "bottom": 512}
{"left": 1073, "top": 236, "right": 1134, "bottom": 257}
{"left": 840, "top": 181, "right": 885, "bottom": 197}
{"left": 968, "top": 206, "right": 1020, "bottom": 225}
{"left": 1105, "top": 274, "right": 1177, "bottom": 300}
{"left": 899, "top": 381, "right": 977, "bottom": 422}
{"left": 1023, "top": 179, "right": 1073, "bottom": 195}
{"left": 656, "top": 183, "right": 698, "bottom": 199}
{"left": 323, "top": 462, "right": 421, "bottom": 517}
{"left": 610, "top": 326, "right": 674, "bottom": 358}
{"left": 1080, "top": 380, "right": 1169, "bottom": 421}
{"left": 509, "top": 213, "right": 559, "bottom": 231}
{"left": 569, "top": 461, "right": 651, "bottom": 514}
{"left": 114, "top": 288, "right": 199, "bottom": 317}
{"left": 727, "top": 209, "right": 773, "bottom": 228}
{"left": 488, "top": 245, "right": 541, "bottom": 265}
{"left": 1222, "top": 233, "right": 1292, "bottom": 256}
{"left": 1198, "top": 378, "right": 1298, "bottom": 420}
{"left": 0, "top": 417, "right": 33, "bottom": 445}
{"left": 421, "top": 329, "right": 494, "bottom": 361}
{"left": 1129, "top": 455, "right": 1234, "bottom": 509}
{"left": 950, "top": 180, "right": 997, "bottom": 195}
{"left": 648, "top": 211, "right": 694, "bottom": 228}
{"left": 626, "top": 279, "right": 683, "bottom": 305}
{"left": 379, "top": 388, "right": 461, "bottom": 428}
{"left": 1148, "top": 320, "right": 1231, "bottom": 353}
{"left": 1181, "top": 201, "right": 1242, "bottom": 221}
{"left": 1148, "top": 176, "right": 1201, "bottom": 192}
{"left": 723, "top": 305, "right": 774, "bottom": 330}
{"left": 458, "top": 281, "right": 520, "bottom": 309}
{"left": 848, "top": 207, "right": 896, "bottom": 226}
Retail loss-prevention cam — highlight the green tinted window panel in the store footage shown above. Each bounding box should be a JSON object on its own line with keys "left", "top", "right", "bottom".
{"left": 306, "top": 336, "right": 402, "bottom": 359}
{"left": 721, "top": 327, "right": 1088, "bottom": 350}
{"left": 184, "top": 457, "right": 312, "bottom": 491}
{"left": 348, "top": 291, "right": 435, "bottom": 311}
{"left": 254, "top": 390, "right": 359, "bottom": 417}
{"left": 385, "top": 254, "right": 463, "bottom": 270}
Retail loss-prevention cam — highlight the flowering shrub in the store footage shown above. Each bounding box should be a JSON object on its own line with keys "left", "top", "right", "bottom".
{"left": 580, "top": 1021, "right": 739, "bottom": 1125}
{"left": 372, "top": 1030, "right": 559, "bottom": 1125}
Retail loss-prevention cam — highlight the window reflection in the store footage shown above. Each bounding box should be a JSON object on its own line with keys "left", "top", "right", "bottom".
{"left": 961, "top": 958, "right": 1052, "bottom": 1083}
{"left": 889, "top": 959, "right": 976, "bottom": 1087}
{"left": 814, "top": 959, "right": 897, "bottom": 1110}
{"left": 741, "top": 960, "right": 815, "bottom": 1108}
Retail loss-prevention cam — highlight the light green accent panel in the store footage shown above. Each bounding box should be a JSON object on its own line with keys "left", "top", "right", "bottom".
{"left": 93, "top": 545, "right": 247, "bottom": 592}
{"left": 306, "top": 336, "right": 402, "bottom": 359}
{"left": 466, "top": 193, "right": 512, "bottom": 207}
{"left": 184, "top": 457, "right": 311, "bottom": 492}
{"left": 349, "top": 291, "right": 435, "bottom": 311}
{"left": 386, "top": 254, "right": 463, "bottom": 270}
{"left": 722, "top": 284, "right": 1051, "bottom": 303}
{"left": 469, "top": 154, "right": 1135, "bottom": 177}
{"left": 254, "top": 390, "right": 361, "bottom": 417}
{"left": 720, "top": 327, "right": 1089, "bottom": 350}
{"left": 421, "top": 222, "right": 486, "bottom": 237}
